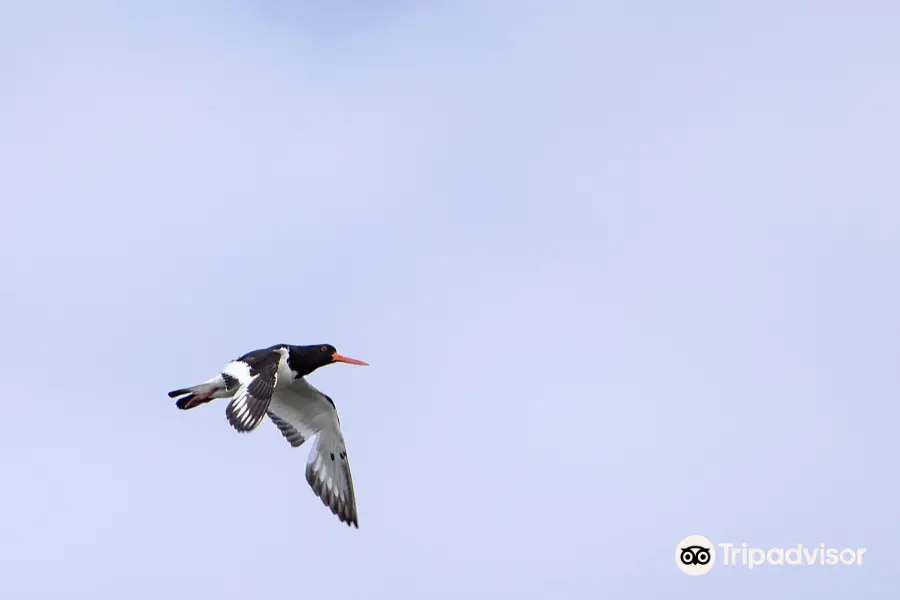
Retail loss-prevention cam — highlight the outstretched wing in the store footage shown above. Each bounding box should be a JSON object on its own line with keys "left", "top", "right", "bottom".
{"left": 225, "top": 348, "right": 282, "bottom": 432}
{"left": 267, "top": 379, "right": 359, "bottom": 528}
{"left": 305, "top": 425, "right": 358, "bottom": 528}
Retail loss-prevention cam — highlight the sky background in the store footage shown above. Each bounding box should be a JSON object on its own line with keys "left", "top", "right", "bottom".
{"left": 1, "top": 0, "right": 898, "bottom": 597}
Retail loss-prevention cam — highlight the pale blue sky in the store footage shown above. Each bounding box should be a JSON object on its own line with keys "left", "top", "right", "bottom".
{"left": 1, "top": 0, "right": 898, "bottom": 597}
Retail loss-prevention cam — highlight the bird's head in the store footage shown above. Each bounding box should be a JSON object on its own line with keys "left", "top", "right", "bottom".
{"left": 287, "top": 344, "right": 369, "bottom": 376}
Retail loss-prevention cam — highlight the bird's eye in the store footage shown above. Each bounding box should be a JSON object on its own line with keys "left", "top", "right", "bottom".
{"left": 321, "top": 345, "right": 329, "bottom": 352}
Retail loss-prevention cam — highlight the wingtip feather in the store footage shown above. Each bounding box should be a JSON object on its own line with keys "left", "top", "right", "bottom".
{"left": 225, "top": 391, "right": 269, "bottom": 432}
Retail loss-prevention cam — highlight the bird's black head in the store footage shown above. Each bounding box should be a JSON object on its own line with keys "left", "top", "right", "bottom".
{"left": 282, "top": 343, "right": 369, "bottom": 377}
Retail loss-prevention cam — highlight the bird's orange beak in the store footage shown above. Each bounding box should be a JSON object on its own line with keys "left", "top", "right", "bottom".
{"left": 332, "top": 353, "right": 369, "bottom": 366}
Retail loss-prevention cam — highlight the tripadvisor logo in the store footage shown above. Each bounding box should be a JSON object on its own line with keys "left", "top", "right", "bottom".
{"left": 676, "top": 535, "right": 715, "bottom": 575}
{"left": 675, "top": 536, "right": 866, "bottom": 575}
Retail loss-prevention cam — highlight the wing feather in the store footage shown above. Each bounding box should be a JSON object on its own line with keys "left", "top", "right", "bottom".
{"left": 225, "top": 350, "right": 281, "bottom": 432}
{"left": 267, "top": 379, "right": 359, "bottom": 527}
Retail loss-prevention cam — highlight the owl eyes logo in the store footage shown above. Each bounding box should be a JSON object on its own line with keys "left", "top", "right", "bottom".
{"left": 675, "top": 535, "right": 716, "bottom": 575}
{"left": 680, "top": 545, "right": 711, "bottom": 566}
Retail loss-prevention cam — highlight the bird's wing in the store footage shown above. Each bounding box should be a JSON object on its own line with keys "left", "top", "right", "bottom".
{"left": 267, "top": 379, "right": 359, "bottom": 527}
{"left": 225, "top": 349, "right": 281, "bottom": 432}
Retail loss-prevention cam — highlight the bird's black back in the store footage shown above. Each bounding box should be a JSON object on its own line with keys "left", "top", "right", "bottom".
{"left": 237, "top": 347, "right": 283, "bottom": 376}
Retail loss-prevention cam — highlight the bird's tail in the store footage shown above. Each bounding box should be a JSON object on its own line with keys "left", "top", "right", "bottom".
{"left": 168, "top": 380, "right": 222, "bottom": 410}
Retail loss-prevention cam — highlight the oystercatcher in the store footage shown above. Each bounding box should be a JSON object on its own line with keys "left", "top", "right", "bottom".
{"left": 168, "top": 343, "right": 368, "bottom": 527}
{"left": 168, "top": 343, "right": 367, "bottom": 432}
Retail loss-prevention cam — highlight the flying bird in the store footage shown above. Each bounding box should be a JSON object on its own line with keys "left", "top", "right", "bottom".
{"left": 168, "top": 343, "right": 368, "bottom": 527}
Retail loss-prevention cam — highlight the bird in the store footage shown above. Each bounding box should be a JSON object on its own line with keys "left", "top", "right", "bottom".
{"left": 168, "top": 343, "right": 368, "bottom": 432}
{"left": 168, "top": 343, "right": 368, "bottom": 527}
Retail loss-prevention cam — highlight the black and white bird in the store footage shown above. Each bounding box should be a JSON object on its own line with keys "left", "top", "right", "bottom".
{"left": 168, "top": 343, "right": 368, "bottom": 527}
